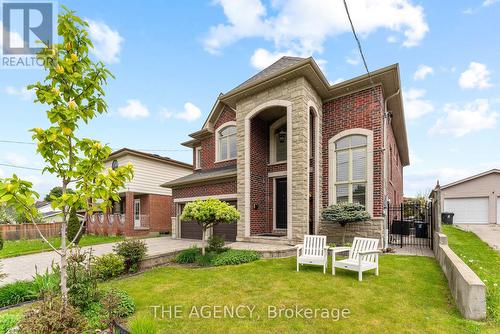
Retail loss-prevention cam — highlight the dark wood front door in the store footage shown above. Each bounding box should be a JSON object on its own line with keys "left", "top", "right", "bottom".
{"left": 275, "top": 178, "right": 287, "bottom": 229}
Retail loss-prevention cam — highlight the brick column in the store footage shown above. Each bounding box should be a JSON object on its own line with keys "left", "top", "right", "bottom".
{"left": 125, "top": 191, "right": 134, "bottom": 235}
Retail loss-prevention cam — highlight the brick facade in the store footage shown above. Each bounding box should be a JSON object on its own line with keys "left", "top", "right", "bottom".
{"left": 194, "top": 107, "right": 237, "bottom": 172}
{"left": 172, "top": 61, "right": 406, "bottom": 246}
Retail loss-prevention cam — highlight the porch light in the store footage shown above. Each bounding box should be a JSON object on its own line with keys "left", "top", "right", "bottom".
{"left": 278, "top": 129, "right": 286, "bottom": 143}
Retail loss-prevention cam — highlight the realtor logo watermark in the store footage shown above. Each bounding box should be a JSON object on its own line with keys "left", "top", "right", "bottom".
{"left": 1, "top": 0, "right": 57, "bottom": 69}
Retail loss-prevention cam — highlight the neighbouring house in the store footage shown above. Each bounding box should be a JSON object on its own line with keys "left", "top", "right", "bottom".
{"left": 163, "top": 56, "right": 408, "bottom": 245}
{"left": 440, "top": 169, "right": 500, "bottom": 225}
{"left": 87, "top": 148, "right": 192, "bottom": 237}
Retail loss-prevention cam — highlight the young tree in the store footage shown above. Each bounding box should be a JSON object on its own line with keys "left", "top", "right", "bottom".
{"left": 180, "top": 198, "right": 240, "bottom": 255}
{"left": 322, "top": 203, "right": 371, "bottom": 245}
{"left": 0, "top": 7, "right": 133, "bottom": 308}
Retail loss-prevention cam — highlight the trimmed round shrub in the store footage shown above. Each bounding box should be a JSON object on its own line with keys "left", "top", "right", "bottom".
{"left": 92, "top": 253, "right": 125, "bottom": 281}
{"left": 212, "top": 250, "right": 261, "bottom": 266}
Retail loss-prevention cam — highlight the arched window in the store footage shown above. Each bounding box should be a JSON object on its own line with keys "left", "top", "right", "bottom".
{"left": 334, "top": 134, "right": 367, "bottom": 206}
{"left": 217, "top": 124, "right": 237, "bottom": 161}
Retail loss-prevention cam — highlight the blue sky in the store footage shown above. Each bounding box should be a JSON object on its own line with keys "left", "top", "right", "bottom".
{"left": 1, "top": 0, "right": 499, "bottom": 197}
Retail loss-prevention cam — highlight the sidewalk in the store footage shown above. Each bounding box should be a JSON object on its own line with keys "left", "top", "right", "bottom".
{"left": 0, "top": 237, "right": 202, "bottom": 286}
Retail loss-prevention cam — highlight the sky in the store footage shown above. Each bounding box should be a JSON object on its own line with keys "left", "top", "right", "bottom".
{"left": 0, "top": 0, "right": 499, "bottom": 198}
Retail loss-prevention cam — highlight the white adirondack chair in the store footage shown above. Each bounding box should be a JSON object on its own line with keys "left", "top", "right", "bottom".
{"left": 296, "top": 235, "right": 329, "bottom": 274}
{"left": 331, "top": 237, "right": 380, "bottom": 281}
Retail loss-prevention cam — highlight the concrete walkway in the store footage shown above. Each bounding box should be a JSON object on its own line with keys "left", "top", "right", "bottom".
{"left": 458, "top": 224, "right": 500, "bottom": 250}
{"left": 0, "top": 237, "right": 202, "bottom": 286}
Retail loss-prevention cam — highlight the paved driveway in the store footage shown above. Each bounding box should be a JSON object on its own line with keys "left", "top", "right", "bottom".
{"left": 0, "top": 237, "right": 202, "bottom": 286}
{"left": 460, "top": 224, "right": 500, "bottom": 250}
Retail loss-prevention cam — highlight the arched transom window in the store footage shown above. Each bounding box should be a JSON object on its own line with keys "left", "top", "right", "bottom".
{"left": 217, "top": 124, "right": 237, "bottom": 161}
{"left": 334, "top": 135, "right": 367, "bottom": 205}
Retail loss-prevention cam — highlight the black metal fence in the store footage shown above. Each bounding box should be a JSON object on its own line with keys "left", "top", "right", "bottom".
{"left": 387, "top": 202, "right": 433, "bottom": 249}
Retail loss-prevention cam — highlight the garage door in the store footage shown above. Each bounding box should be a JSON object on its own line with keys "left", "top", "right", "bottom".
{"left": 213, "top": 201, "right": 237, "bottom": 241}
{"left": 179, "top": 204, "right": 203, "bottom": 239}
{"left": 444, "top": 197, "right": 489, "bottom": 224}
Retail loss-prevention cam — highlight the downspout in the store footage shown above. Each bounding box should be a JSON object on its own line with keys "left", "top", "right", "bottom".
{"left": 382, "top": 89, "right": 400, "bottom": 249}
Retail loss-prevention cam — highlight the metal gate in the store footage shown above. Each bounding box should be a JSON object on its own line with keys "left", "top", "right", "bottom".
{"left": 387, "top": 202, "right": 433, "bottom": 249}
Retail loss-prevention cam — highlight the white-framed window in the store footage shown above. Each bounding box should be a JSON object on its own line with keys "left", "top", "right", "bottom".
{"left": 328, "top": 128, "right": 373, "bottom": 215}
{"left": 334, "top": 134, "right": 367, "bottom": 206}
{"left": 269, "top": 116, "right": 287, "bottom": 164}
{"left": 216, "top": 122, "right": 237, "bottom": 162}
{"left": 195, "top": 147, "right": 202, "bottom": 169}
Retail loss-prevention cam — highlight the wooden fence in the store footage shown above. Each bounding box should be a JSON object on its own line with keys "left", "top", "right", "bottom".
{"left": 0, "top": 223, "right": 62, "bottom": 240}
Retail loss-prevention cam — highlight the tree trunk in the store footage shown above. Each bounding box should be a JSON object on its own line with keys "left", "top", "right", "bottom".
{"left": 342, "top": 226, "right": 346, "bottom": 246}
{"left": 60, "top": 218, "right": 68, "bottom": 308}
{"left": 201, "top": 228, "right": 206, "bottom": 256}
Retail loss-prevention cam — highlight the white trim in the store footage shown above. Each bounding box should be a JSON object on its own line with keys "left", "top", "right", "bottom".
{"left": 328, "top": 128, "right": 374, "bottom": 216}
{"left": 269, "top": 116, "right": 287, "bottom": 164}
{"left": 245, "top": 100, "right": 292, "bottom": 239}
{"left": 194, "top": 146, "right": 202, "bottom": 170}
{"left": 174, "top": 194, "right": 237, "bottom": 203}
{"left": 268, "top": 170, "right": 287, "bottom": 178}
{"left": 214, "top": 121, "right": 237, "bottom": 163}
{"left": 133, "top": 199, "right": 141, "bottom": 228}
{"left": 307, "top": 101, "right": 321, "bottom": 235}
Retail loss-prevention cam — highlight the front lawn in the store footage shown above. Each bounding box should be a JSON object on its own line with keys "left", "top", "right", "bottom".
{"left": 442, "top": 225, "right": 500, "bottom": 324}
{"left": 0, "top": 235, "right": 124, "bottom": 259}
{"left": 103, "top": 255, "right": 496, "bottom": 334}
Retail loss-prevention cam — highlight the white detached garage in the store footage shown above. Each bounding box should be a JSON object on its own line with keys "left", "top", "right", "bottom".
{"left": 440, "top": 169, "right": 500, "bottom": 225}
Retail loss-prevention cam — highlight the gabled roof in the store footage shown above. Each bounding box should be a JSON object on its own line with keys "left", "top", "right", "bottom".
{"left": 183, "top": 56, "right": 409, "bottom": 166}
{"left": 106, "top": 148, "right": 192, "bottom": 170}
{"left": 441, "top": 169, "right": 500, "bottom": 190}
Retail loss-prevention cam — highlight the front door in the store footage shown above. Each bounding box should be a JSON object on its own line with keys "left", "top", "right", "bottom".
{"left": 134, "top": 199, "right": 141, "bottom": 228}
{"left": 275, "top": 178, "right": 287, "bottom": 229}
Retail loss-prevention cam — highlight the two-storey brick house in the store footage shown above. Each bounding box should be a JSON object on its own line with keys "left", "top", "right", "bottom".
{"left": 163, "top": 56, "right": 408, "bottom": 245}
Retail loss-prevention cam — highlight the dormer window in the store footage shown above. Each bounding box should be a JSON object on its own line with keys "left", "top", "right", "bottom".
{"left": 216, "top": 122, "right": 237, "bottom": 162}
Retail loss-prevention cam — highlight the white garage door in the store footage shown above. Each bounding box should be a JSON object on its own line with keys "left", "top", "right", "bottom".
{"left": 444, "top": 197, "right": 489, "bottom": 224}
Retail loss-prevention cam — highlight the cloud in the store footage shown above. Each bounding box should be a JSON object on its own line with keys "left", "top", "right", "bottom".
{"left": 459, "top": 62, "right": 492, "bottom": 89}
{"left": 4, "top": 153, "right": 29, "bottom": 166}
{"left": 413, "top": 65, "right": 434, "bottom": 80}
{"left": 483, "top": 0, "right": 499, "bottom": 6}
{"left": 4, "top": 86, "right": 34, "bottom": 100}
{"left": 204, "top": 0, "right": 429, "bottom": 62}
{"left": 0, "top": 21, "right": 24, "bottom": 49}
{"left": 86, "top": 19, "right": 124, "bottom": 64}
{"left": 175, "top": 102, "right": 201, "bottom": 122}
{"left": 346, "top": 55, "right": 360, "bottom": 66}
{"left": 403, "top": 88, "right": 434, "bottom": 120}
{"left": 159, "top": 108, "right": 173, "bottom": 120}
{"left": 250, "top": 48, "right": 293, "bottom": 70}
{"left": 330, "top": 78, "right": 345, "bottom": 85}
{"left": 118, "top": 99, "right": 150, "bottom": 119}
{"left": 429, "top": 99, "right": 498, "bottom": 137}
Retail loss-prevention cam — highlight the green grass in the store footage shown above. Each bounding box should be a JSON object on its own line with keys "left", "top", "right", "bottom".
{"left": 100, "top": 256, "right": 496, "bottom": 334}
{"left": 442, "top": 225, "right": 500, "bottom": 324}
{"left": 0, "top": 235, "right": 124, "bottom": 259}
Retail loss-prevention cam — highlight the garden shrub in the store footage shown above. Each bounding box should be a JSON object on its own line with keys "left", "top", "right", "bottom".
{"left": 18, "top": 295, "right": 87, "bottom": 334}
{"left": 113, "top": 239, "right": 147, "bottom": 273}
{"left": 0, "top": 280, "right": 36, "bottom": 308}
{"left": 175, "top": 246, "right": 199, "bottom": 264}
{"left": 30, "top": 266, "right": 60, "bottom": 299}
{"left": 67, "top": 207, "right": 84, "bottom": 244}
{"left": 129, "top": 315, "right": 158, "bottom": 334}
{"left": 92, "top": 253, "right": 125, "bottom": 281}
{"left": 212, "top": 249, "right": 261, "bottom": 266}
{"left": 195, "top": 252, "right": 216, "bottom": 267}
{"left": 66, "top": 249, "right": 100, "bottom": 311}
{"left": 100, "top": 289, "right": 136, "bottom": 331}
{"left": 207, "top": 235, "right": 225, "bottom": 253}
{"left": 0, "top": 314, "right": 22, "bottom": 334}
